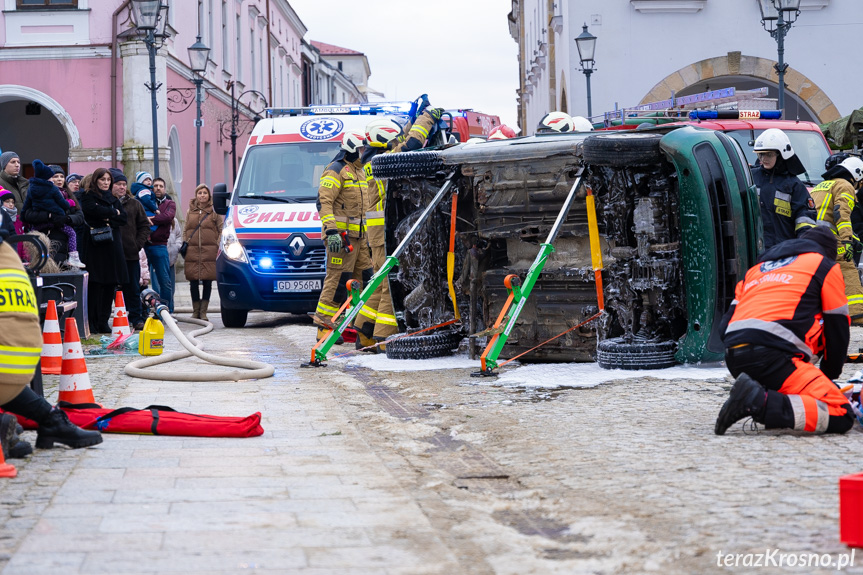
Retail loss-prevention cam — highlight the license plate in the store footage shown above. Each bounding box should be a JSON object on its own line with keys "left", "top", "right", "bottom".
{"left": 274, "top": 280, "right": 321, "bottom": 293}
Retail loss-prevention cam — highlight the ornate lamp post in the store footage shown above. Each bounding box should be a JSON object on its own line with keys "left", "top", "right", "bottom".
{"left": 575, "top": 24, "right": 597, "bottom": 119}
{"left": 188, "top": 36, "right": 210, "bottom": 186}
{"left": 758, "top": 0, "right": 802, "bottom": 116}
{"left": 132, "top": 0, "right": 169, "bottom": 179}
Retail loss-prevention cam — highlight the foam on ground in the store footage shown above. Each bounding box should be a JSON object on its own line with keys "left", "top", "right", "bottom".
{"left": 493, "top": 362, "right": 729, "bottom": 388}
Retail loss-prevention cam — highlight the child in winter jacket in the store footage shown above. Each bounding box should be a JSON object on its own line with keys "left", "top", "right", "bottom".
{"left": 131, "top": 171, "right": 159, "bottom": 232}
{"left": 0, "top": 188, "right": 27, "bottom": 261}
{"left": 23, "top": 160, "right": 84, "bottom": 268}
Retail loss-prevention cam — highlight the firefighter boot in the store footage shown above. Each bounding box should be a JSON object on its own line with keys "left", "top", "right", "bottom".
{"left": 199, "top": 300, "right": 210, "bottom": 322}
{"left": 0, "top": 414, "right": 15, "bottom": 460}
{"left": 316, "top": 328, "right": 344, "bottom": 346}
{"left": 36, "top": 407, "right": 103, "bottom": 449}
{"left": 192, "top": 300, "right": 201, "bottom": 319}
{"left": 715, "top": 373, "right": 767, "bottom": 435}
{"left": 356, "top": 323, "right": 379, "bottom": 353}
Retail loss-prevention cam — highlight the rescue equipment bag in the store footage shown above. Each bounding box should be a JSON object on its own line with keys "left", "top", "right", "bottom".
{"left": 11, "top": 403, "right": 264, "bottom": 437}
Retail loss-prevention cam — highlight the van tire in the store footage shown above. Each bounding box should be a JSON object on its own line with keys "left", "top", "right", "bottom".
{"left": 221, "top": 307, "right": 248, "bottom": 328}
{"left": 595, "top": 337, "right": 677, "bottom": 370}
{"left": 385, "top": 330, "right": 463, "bottom": 360}
{"left": 371, "top": 151, "right": 445, "bottom": 179}
{"left": 582, "top": 133, "right": 664, "bottom": 167}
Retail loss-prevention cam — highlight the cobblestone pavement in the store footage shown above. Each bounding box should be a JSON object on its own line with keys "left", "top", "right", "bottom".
{"left": 1, "top": 282, "right": 863, "bottom": 574}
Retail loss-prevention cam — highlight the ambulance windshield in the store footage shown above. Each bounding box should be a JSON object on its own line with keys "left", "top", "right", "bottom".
{"left": 233, "top": 141, "right": 341, "bottom": 203}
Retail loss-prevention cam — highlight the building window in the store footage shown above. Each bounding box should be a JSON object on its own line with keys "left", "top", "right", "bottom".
{"left": 168, "top": 125, "right": 183, "bottom": 189}
{"left": 337, "top": 61, "right": 342, "bottom": 71}
{"left": 16, "top": 0, "right": 77, "bottom": 7}
{"left": 236, "top": 14, "right": 242, "bottom": 82}
{"left": 250, "top": 26, "right": 256, "bottom": 88}
{"left": 204, "top": 142, "right": 211, "bottom": 187}
{"left": 221, "top": 0, "right": 229, "bottom": 71}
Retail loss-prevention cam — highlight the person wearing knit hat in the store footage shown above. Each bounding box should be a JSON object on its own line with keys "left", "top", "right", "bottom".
{"left": 23, "top": 160, "right": 85, "bottom": 269}
{"left": 65, "top": 173, "right": 82, "bottom": 197}
{"left": 132, "top": 170, "right": 158, "bottom": 223}
{"left": 135, "top": 171, "right": 152, "bottom": 186}
{"left": 0, "top": 151, "right": 28, "bottom": 211}
{"left": 108, "top": 167, "right": 127, "bottom": 184}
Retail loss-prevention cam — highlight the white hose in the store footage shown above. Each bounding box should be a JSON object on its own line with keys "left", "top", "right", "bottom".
{"left": 123, "top": 308, "right": 275, "bottom": 381}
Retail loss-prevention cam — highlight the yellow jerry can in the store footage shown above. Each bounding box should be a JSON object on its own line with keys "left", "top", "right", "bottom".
{"left": 138, "top": 316, "right": 165, "bottom": 356}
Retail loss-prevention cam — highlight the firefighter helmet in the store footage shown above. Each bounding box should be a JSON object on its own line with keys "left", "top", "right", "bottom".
{"left": 340, "top": 130, "right": 366, "bottom": 154}
{"left": 571, "top": 116, "right": 594, "bottom": 132}
{"left": 365, "top": 119, "right": 402, "bottom": 147}
{"left": 537, "top": 111, "right": 574, "bottom": 133}
{"left": 838, "top": 157, "right": 863, "bottom": 183}
{"left": 753, "top": 128, "right": 794, "bottom": 160}
{"left": 488, "top": 125, "right": 517, "bottom": 140}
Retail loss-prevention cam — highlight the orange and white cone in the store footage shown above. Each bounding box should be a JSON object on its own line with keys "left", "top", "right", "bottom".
{"left": 111, "top": 291, "right": 131, "bottom": 339}
{"left": 41, "top": 299, "right": 63, "bottom": 375}
{"left": 59, "top": 318, "right": 96, "bottom": 404}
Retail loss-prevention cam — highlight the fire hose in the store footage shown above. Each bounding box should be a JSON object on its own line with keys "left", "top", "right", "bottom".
{"left": 123, "top": 289, "right": 275, "bottom": 381}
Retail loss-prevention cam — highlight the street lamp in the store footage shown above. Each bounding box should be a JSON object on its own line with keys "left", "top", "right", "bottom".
{"left": 133, "top": 0, "right": 169, "bottom": 180}
{"left": 758, "top": 0, "right": 801, "bottom": 116}
{"left": 224, "top": 81, "right": 267, "bottom": 181}
{"left": 575, "top": 24, "right": 597, "bottom": 119}
{"left": 188, "top": 36, "right": 210, "bottom": 186}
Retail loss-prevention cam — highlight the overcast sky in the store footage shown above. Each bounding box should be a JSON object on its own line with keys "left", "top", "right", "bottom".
{"left": 289, "top": 0, "right": 520, "bottom": 130}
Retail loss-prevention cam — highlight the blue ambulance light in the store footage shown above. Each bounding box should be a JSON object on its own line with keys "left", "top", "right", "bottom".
{"left": 688, "top": 110, "right": 783, "bottom": 121}
{"left": 258, "top": 256, "right": 274, "bottom": 269}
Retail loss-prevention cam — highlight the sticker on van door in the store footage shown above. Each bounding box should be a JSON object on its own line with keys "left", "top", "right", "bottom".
{"left": 300, "top": 118, "right": 344, "bottom": 141}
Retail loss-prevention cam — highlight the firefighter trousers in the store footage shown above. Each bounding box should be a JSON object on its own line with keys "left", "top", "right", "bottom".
{"left": 838, "top": 257, "right": 863, "bottom": 322}
{"left": 354, "top": 244, "right": 398, "bottom": 339}
{"left": 726, "top": 344, "right": 853, "bottom": 434}
{"left": 315, "top": 238, "right": 372, "bottom": 324}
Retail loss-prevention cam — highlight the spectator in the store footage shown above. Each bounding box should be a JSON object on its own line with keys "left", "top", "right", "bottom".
{"left": 80, "top": 167, "right": 127, "bottom": 333}
{"left": 132, "top": 171, "right": 158, "bottom": 231}
{"left": 184, "top": 184, "right": 223, "bottom": 320}
{"left": 167, "top": 215, "right": 183, "bottom": 292}
{"left": 112, "top": 170, "right": 150, "bottom": 330}
{"left": 139, "top": 248, "right": 150, "bottom": 289}
{"left": 65, "top": 173, "right": 82, "bottom": 197}
{"left": 63, "top": 173, "right": 88, "bottom": 243}
{"left": 145, "top": 177, "right": 177, "bottom": 313}
{"left": 0, "top": 152, "right": 29, "bottom": 211}
{"left": 22, "top": 160, "right": 85, "bottom": 268}
{"left": 0, "top": 188, "right": 26, "bottom": 261}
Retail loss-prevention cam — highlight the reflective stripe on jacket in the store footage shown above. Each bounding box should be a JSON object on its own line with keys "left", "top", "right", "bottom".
{"left": 316, "top": 158, "right": 366, "bottom": 239}
{"left": 754, "top": 166, "right": 816, "bottom": 249}
{"left": 811, "top": 178, "right": 858, "bottom": 258}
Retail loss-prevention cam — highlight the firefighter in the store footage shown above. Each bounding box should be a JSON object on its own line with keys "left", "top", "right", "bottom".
{"left": 715, "top": 226, "right": 854, "bottom": 436}
{"left": 314, "top": 130, "right": 374, "bottom": 341}
{"left": 0, "top": 209, "right": 102, "bottom": 453}
{"left": 353, "top": 107, "right": 442, "bottom": 350}
{"left": 752, "top": 128, "right": 816, "bottom": 249}
{"left": 810, "top": 155, "right": 863, "bottom": 322}
{"left": 536, "top": 111, "right": 574, "bottom": 134}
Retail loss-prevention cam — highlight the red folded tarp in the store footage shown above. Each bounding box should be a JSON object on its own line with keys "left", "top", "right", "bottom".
{"left": 10, "top": 402, "right": 264, "bottom": 437}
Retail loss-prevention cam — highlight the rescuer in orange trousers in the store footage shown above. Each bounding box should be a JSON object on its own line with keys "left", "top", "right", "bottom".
{"left": 715, "top": 226, "right": 854, "bottom": 435}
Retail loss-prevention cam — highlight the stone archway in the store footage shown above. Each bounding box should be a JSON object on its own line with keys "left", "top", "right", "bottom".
{"left": 640, "top": 52, "right": 841, "bottom": 124}
{"left": 0, "top": 84, "right": 81, "bottom": 149}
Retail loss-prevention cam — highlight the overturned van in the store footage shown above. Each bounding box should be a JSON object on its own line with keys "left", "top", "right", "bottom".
{"left": 371, "top": 126, "right": 763, "bottom": 369}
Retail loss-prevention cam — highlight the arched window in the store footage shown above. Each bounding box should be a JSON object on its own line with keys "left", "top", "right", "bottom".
{"left": 168, "top": 125, "right": 183, "bottom": 199}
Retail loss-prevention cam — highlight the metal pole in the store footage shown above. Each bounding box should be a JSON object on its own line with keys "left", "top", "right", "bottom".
{"left": 195, "top": 77, "right": 202, "bottom": 185}
{"left": 584, "top": 69, "right": 593, "bottom": 119}
{"left": 147, "top": 30, "right": 160, "bottom": 180}
{"left": 775, "top": 9, "right": 786, "bottom": 117}
{"left": 230, "top": 81, "right": 238, "bottom": 181}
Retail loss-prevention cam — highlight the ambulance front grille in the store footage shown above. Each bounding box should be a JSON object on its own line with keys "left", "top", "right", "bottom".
{"left": 247, "top": 246, "right": 327, "bottom": 275}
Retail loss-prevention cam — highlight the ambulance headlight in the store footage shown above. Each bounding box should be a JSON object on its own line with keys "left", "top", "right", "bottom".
{"left": 220, "top": 219, "right": 248, "bottom": 263}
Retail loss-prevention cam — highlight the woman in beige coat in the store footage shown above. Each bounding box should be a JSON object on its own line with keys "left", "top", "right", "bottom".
{"left": 184, "top": 184, "right": 223, "bottom": 320}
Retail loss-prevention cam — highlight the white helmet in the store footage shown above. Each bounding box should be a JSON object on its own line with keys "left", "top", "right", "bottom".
{"left": 571, "top": 116, "right": 594, "bottom": 132}
{"left": 340, "top": 130, "right": 366, "bottom": 153}
{"left": 839, "top": 157, "right": 863, "bottom": 183}
{"left": 753, "top": 128, "right": 794, "bottom": 160}
{"left": 488, "top": 125, "right": 517, "bottom": 140}
{"left": 537, "top": 111, "right": 574, "bottom": 133}
{"left": 365, "top": 119, "right": 402, "bottom": 147}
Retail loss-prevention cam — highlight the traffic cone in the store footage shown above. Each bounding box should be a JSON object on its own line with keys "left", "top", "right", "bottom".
{"left": 41, "top": 299, "right": 63, "bottom": 375}
{"left": 111, "top": 291, "right": 131, "bottom": 339}
{"left": 59, "top": 318, "right": 96, "bottom": 404}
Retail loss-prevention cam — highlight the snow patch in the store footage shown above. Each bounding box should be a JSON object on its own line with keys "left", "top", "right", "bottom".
{"left": 493, "top": 362, "right": 729, "bottom": 389}
{"left": 331, "top": 353, "right": 477, "bottom": 372}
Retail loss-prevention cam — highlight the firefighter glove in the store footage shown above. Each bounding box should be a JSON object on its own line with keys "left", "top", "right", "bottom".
{"left": 853, "top": 237, "right": 863, "bottom": 256}
{"left": 427, "top": 107, "right": 444, "bottom": 121}
{"left": 327, "top": 232, "right": 343, "bottom": 253}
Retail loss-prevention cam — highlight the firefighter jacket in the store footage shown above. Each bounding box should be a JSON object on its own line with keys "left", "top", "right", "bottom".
{"left": 720, "top": 226, "right": 849, "bottom": 380}
{"left": 362, "top": 111, "right": 437, "bottom": 248}
{"left": 753, "top": 165, "right": 816, "bottom": 249}
{"left": 810, "top": 178, "right": 859, "bottom": 260}
{"left": 317, "top": 156, "right": 366, "bottom": 240}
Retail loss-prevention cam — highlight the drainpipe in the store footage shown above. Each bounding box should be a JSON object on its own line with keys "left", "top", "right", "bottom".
{"left": 111, "top": 0, "right": 131, "bottom": 169}
{"left": 266, "top": 0, "right": 273, "bottom": 106}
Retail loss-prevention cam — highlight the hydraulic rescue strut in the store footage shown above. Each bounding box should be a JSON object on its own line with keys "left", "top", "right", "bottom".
{"left": 472, "top": 168, "right": 604, "bottom": 377}
{"left": 304, "top": 174, "right": 458, "bottom": 367}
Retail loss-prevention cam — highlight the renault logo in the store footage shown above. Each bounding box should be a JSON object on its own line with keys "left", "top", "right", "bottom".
{"left": 289, "top": 236, "right": 305, "bottom": 257}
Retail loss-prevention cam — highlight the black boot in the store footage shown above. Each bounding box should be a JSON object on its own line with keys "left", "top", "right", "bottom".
{"left": 0, "top": 414, "right": 16, "bottom": 460}
{"left": 715, "top": 373, "right": 767, "bottom": 435}
{"left": 36, "top": 407, "right": 103, "bottom": 449}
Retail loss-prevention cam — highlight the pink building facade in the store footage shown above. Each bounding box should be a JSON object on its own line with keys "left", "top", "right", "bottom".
{"left": 0, "top": 0, "right": 310, "bottom": 210}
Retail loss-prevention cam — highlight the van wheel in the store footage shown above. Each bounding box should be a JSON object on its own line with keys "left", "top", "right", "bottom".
{"left": 385, "top": 330, "right": 463, "bottom": 360}
{"left": 221, "top": 307, "right": 248, "bottom": 328}
{"left": 371, "top": 151, "right": 445, "bottom": 179}
{"left": 595, "top": 337, "right": 677, "bottom": 370}
{"left": 582, "top": 133, "right": 664, "bottom": 167}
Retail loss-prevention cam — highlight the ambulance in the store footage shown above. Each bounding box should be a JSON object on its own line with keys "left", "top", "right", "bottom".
{"left": 212, "top": 103, "right": 417, "bottom": 328}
